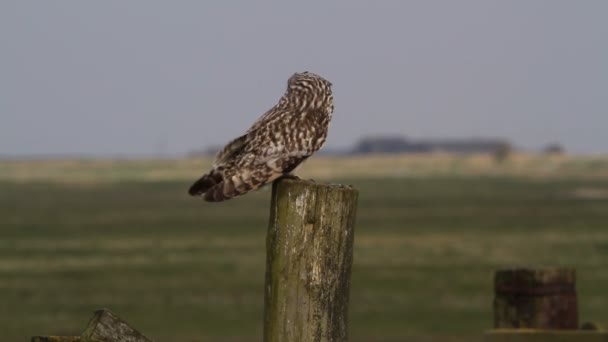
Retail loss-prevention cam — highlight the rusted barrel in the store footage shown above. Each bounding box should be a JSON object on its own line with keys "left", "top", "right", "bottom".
{"left": 494, "top": 268, "right": 578, "bottom": 329}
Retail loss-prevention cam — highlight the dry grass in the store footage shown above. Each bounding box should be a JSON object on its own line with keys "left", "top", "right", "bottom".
{"left": 1, "top": 153, "right": 608, "bottom": 184}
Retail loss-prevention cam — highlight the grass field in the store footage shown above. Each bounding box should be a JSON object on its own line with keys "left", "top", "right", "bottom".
{"left": 1, "top": 156, "right": 608, "bottom": 341}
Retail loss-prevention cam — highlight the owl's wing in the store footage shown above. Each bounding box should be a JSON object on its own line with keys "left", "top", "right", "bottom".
{"left": 201, "top": 109, "right": 322, "bottom": 201}
{"left": 247, "top": 105, "right": 286, "bottom": 134}
{"left": 214, "top": 105, "right": 287, "bottom": 168}
{"left": 248, "top": 119, "right": 318, "bottom": 174}
{"left": 213, "top": 134, "right": 248, "bottom": 168}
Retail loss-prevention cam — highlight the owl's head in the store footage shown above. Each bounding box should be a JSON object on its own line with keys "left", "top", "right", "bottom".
{"left": 285, "top": 71, "right": 333, "bottom": 113}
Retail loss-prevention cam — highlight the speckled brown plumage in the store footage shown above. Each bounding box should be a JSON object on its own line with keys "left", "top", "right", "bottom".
{"left": 188, "top": 71, "right": 334, "bottom": 202}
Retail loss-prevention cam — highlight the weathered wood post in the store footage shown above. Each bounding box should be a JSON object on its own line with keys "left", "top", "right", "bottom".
{"left": 494, "top": 268, "right": 578, "bottom": 329}
{"left": 263, "top": 179, "right": 358, "bottom": 342}
{"left": 486, "top": 268, "right": 608, "bottom": 341}
{"left": 31, "top": 308, "right": 152, "bottom": 342}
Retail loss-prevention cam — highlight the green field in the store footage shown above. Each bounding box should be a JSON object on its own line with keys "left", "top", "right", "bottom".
{"left": 2, "top": 161, "right": 608, "bottom": 341}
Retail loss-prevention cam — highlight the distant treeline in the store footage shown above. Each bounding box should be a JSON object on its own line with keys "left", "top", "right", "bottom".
{"left": 348, "top": 136, "right": 509, "bottom": 155}
{"left": 189, "top": 135, "right": 564, "bottom": 157}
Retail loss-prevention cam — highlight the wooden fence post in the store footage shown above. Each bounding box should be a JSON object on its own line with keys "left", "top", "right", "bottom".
{"left": 494, "top": 268, "right": 578, "bottom": 329}
{"left": 263, "top": 179, "right": 359, "bottom": 342}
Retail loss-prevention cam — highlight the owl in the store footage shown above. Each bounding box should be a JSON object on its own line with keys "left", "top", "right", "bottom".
{"left": 188, "top": 71, "right": 334, "bottom": 202}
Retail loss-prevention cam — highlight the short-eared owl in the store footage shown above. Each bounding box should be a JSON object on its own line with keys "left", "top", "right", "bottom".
{"left": 188, "top": 71, "right": 334, "bottom": 202}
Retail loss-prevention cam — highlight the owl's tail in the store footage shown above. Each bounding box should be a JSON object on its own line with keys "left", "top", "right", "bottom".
{"left": 189, "top": 167, "right": 282, "bottom": 202}
{"left": 188, "top": 169, "right": 223, "bottom": 197}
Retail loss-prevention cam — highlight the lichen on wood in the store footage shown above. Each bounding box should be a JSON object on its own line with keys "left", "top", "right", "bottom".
{"left": 80, "top": 309, "right": 152, "bottom": 342}
{"left": 32, "top": 308, "right": 153, "bottom": 342}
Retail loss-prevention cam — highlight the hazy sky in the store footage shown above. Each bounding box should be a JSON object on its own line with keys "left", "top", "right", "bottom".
{"left": 1, "top": 1, "right": 607, "bottom": 156}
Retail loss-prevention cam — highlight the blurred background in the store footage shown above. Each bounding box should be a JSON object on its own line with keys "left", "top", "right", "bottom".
{"left": 1, "top": 1, "right": 608, "bottom": 341}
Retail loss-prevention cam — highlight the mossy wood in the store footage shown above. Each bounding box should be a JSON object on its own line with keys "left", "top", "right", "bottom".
{"left": 264, "top": 179, "right": 359, "bottom": 342}
{"left": 32, "top": 308, "right": 152, "bottom": 342}
{"left": 494, "top": 268, "right": 578, "bottom": 329}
